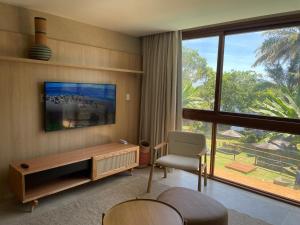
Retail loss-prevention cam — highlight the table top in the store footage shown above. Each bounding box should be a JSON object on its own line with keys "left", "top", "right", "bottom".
{"left": 103, "top": 199, "right": 184, "bottom": 225}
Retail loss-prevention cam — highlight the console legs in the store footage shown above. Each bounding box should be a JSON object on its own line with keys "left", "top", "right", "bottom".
{"left": 31, "top": 200, "right": 38, "bottom": 212}
{"left": 128, "top": 168, "right": 133, "bottom": 176}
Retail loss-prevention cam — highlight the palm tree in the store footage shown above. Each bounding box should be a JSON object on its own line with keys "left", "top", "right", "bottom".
{"left": 182, "top": 79, "right": 203, "bottom": 108}
{"left": 182, "top": 79, "right": 210, "bottom": 132}
{"left": 251, "top": 92, "right": 300, "bottom": 151}
{"left": 251, "top": 91, "right": 300, "bottom": 119}
{"left": 254, "top": 27, "right": 300, "bottom": 66}
{"left": 253, "top": 26, "right": 300, "bottom": 115}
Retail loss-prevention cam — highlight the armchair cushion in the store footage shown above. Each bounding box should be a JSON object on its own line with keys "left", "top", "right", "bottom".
{"left": 156, "top": 154, "right": 199, "bottom": 171}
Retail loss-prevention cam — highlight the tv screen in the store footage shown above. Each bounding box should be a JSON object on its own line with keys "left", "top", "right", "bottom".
{"left": 44, "top": 82, "right": 116, "bottom": 131}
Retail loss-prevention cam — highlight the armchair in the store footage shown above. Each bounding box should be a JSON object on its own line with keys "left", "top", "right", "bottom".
{"left": 147, "top": 131, "right": 208, "bottom": 193}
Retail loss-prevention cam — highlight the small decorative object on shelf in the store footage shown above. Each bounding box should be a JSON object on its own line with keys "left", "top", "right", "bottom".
{"left": 119, "top": 139, "right": 128, "bottom": 144}
{"left": 20, "top": 163, "right": 29, "bottom": 169}
{"left": 29, "top": 17, "right": 52, "bottom": 61}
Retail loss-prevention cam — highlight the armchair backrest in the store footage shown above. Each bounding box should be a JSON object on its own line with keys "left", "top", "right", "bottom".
{"left": 168, "top": 131, "right": 206, "bottom": 157}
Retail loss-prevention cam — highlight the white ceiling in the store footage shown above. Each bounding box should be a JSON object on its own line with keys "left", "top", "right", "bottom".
{"left": 0, "top": 0, "right": 299, "bottom": 37}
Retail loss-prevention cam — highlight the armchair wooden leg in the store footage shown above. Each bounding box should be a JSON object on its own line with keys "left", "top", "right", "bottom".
{"left": 102, "top": 213, "right": 105, "bottom": 225}
{"left": 204, "top": 154, "right": 207, "bottom": 186}
{"left": 147, "top": 164, "right": 155, "bottom": 193}
{"left": 204, "top": 165, "right": 207, "bottom": 186}
{"left": 163, "top": 167, "right": 167, "bottom": 178}
{"left": 198, "top": 170, "right": 201, "bottom": 192}
{"left": 198, "top": 156, "right": 202, "bottom": 192}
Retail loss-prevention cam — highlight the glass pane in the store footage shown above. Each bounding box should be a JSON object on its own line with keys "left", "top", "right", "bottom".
{"left": 214, "top": 124, "right": 300, "bottom": 201}
{"left": 221, "top": 26, "right": 300, "bottom": 120}
{"left": 182, "top": 37, "right": 218, "bottom": 110}
{"left": 182, "top": 119, "right": 212, "bottom": 173}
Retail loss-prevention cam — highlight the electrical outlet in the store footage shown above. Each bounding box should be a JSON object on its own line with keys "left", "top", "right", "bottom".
{"left": 126, "top": 93, "right": 130, "bottom": 101}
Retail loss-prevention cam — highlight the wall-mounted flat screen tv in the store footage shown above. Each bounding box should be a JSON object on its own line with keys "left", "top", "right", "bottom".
{"left": 44, "top": 82, "right": 116, "bottom": 131}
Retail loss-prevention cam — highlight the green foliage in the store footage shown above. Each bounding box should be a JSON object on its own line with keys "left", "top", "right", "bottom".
{"left": 182, "top": 79, "right": 202, "bottom": 108}
{"left": 249, "top": 27, "right": 300, "bottom": 146}
{"left": 182, "top": 47, "right": 215, "bottom": 110}
{"left": 182, "top": 47, "right": 210, "bottom": 83}
{"left": 182, "top": 47, "right": 261, "bottom": 113}
{"left": 251, "top": 91, "right": 300, "bottom": 119}
{"left": 182, "top": 27, "right": 300, "bottom": 149}
{"left": 241, "top": 133, "right": 258, "bottom": 143}
{"left": 182, "top": 119, "right": 208, "bottom": 134}
{"left": 221, "top": 70, "right": 261, "bottom": 113}
{"left": 254, "top": 27, "right": 300, "bottom": 66}
{"left": 263, "top": 55, "right": 300, "bottom": 95}
{"left": 254, "top": 27, "right": 300, "bottom": 95}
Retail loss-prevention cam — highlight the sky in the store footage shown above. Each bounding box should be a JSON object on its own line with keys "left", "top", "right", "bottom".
{"left": 182, "top": 31, "right": 266, "bottom": 74}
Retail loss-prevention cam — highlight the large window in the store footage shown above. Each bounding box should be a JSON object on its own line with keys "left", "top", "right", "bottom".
{"left": 215, "top": 125, "right": 300, "bottom": 201}
{"left": 221, "top": 27, "right": 300, "bottom": 119}
{"left": 182, "top": 37, "right": 218, "bottom": 110}
{"left": 182, "top": 15, "right": 300, "bottom": 205}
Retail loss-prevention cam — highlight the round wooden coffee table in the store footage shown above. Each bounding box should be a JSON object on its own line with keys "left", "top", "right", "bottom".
{"left": 102, "top": 199, "right": 184, "bottom": 225}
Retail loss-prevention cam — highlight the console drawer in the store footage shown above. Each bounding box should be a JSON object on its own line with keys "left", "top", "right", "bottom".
{"left": 92, "top": 148, "right": 139, "bottom": 180}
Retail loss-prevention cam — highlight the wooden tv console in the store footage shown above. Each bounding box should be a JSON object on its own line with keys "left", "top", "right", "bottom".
{"left": 9, "top": 143, "right": 139, "bottom": 210}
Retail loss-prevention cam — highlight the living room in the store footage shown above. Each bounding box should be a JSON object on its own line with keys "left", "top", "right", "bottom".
{"left": 0, "top": 1, "right": 299, "bottom": 225}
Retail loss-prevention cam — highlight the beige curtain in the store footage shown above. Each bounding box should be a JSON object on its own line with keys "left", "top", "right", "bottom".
{"left": 139, "top": 31, "right": 182, "bottom": 154}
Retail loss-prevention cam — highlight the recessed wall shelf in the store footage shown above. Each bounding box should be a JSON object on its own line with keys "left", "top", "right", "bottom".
{"left": 0, "top": 56, "right": 143, "bottom": 74}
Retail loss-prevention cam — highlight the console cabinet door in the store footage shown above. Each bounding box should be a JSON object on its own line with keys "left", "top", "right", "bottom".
{"left": 92, "top": 148, "right": 139, "bottom": 180}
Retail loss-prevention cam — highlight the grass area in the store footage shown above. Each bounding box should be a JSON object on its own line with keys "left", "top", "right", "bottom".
{"left": 182, "top": 124, "right": 300, "bottom": 197}
{"left": 181, "top": 127, "right": 298, "bottom": 188}
{"left": 214, "top": 152, "right": 295, "bottom": 184}
{"left": 203, "top": 138, "right": 297, "bottom": 188}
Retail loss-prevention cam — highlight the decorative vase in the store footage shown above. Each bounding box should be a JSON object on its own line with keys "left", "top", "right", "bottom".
{"left": 29, "top": 17, "right": 52, "bottom": 61}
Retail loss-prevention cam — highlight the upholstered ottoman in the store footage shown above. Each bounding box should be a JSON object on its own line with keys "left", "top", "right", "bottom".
{"left": 157, "top": 187, "right": 228, "bottom": 225}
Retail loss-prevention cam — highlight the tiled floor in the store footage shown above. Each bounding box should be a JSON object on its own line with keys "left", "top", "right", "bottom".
{"left": 135, "top": 167, "right": 300, "bottom": 225}
{"left": 0, "top": 167, "right": 299, "bottom": 225}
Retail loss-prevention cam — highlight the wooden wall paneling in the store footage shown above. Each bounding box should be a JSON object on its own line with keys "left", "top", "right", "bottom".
{"left": 0, "top": 55, "right": 141, "bottom": 200}
{"left": 0, "top": 30, "right": 142, "bottom": 71}
{"left": 0, "top": 56, "right": 143, "bottom": 75}
{"left": 127, "top": 74, "right": 141, "bottom": 143}
{"left": 109, "top": 50, "right": 129, "bottom": 69}
{"left": 0, "top": 2, "right": 141, "bottom": 55}
{"left": 115, "top": 72, "right": 126, "bottom": 140}
{"left": 128, "top": 53, "right": 142, "bottom": 71}
{"left": 0, "top": 31, "right": 32, "bottom": 58}
{"left": 0, "top": 62, "right": 13, "bottom": 198}
{"left": 50, "top": 39, "right": 84, "bottom": 67}
{"left": 0, "top": 3, "right": 142, "bottom": 200}
{"left": 82, "top": 45, "right": 110, "bottom": 68}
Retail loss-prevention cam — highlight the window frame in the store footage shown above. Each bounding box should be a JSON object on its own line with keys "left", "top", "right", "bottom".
{"left": 182, "top": 12, "right": 300, "bottom": 206}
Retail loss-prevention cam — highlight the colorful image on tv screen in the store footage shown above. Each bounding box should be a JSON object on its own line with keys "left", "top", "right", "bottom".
{"left": 44, "top": 82, "right": 116, "bottom": 131}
